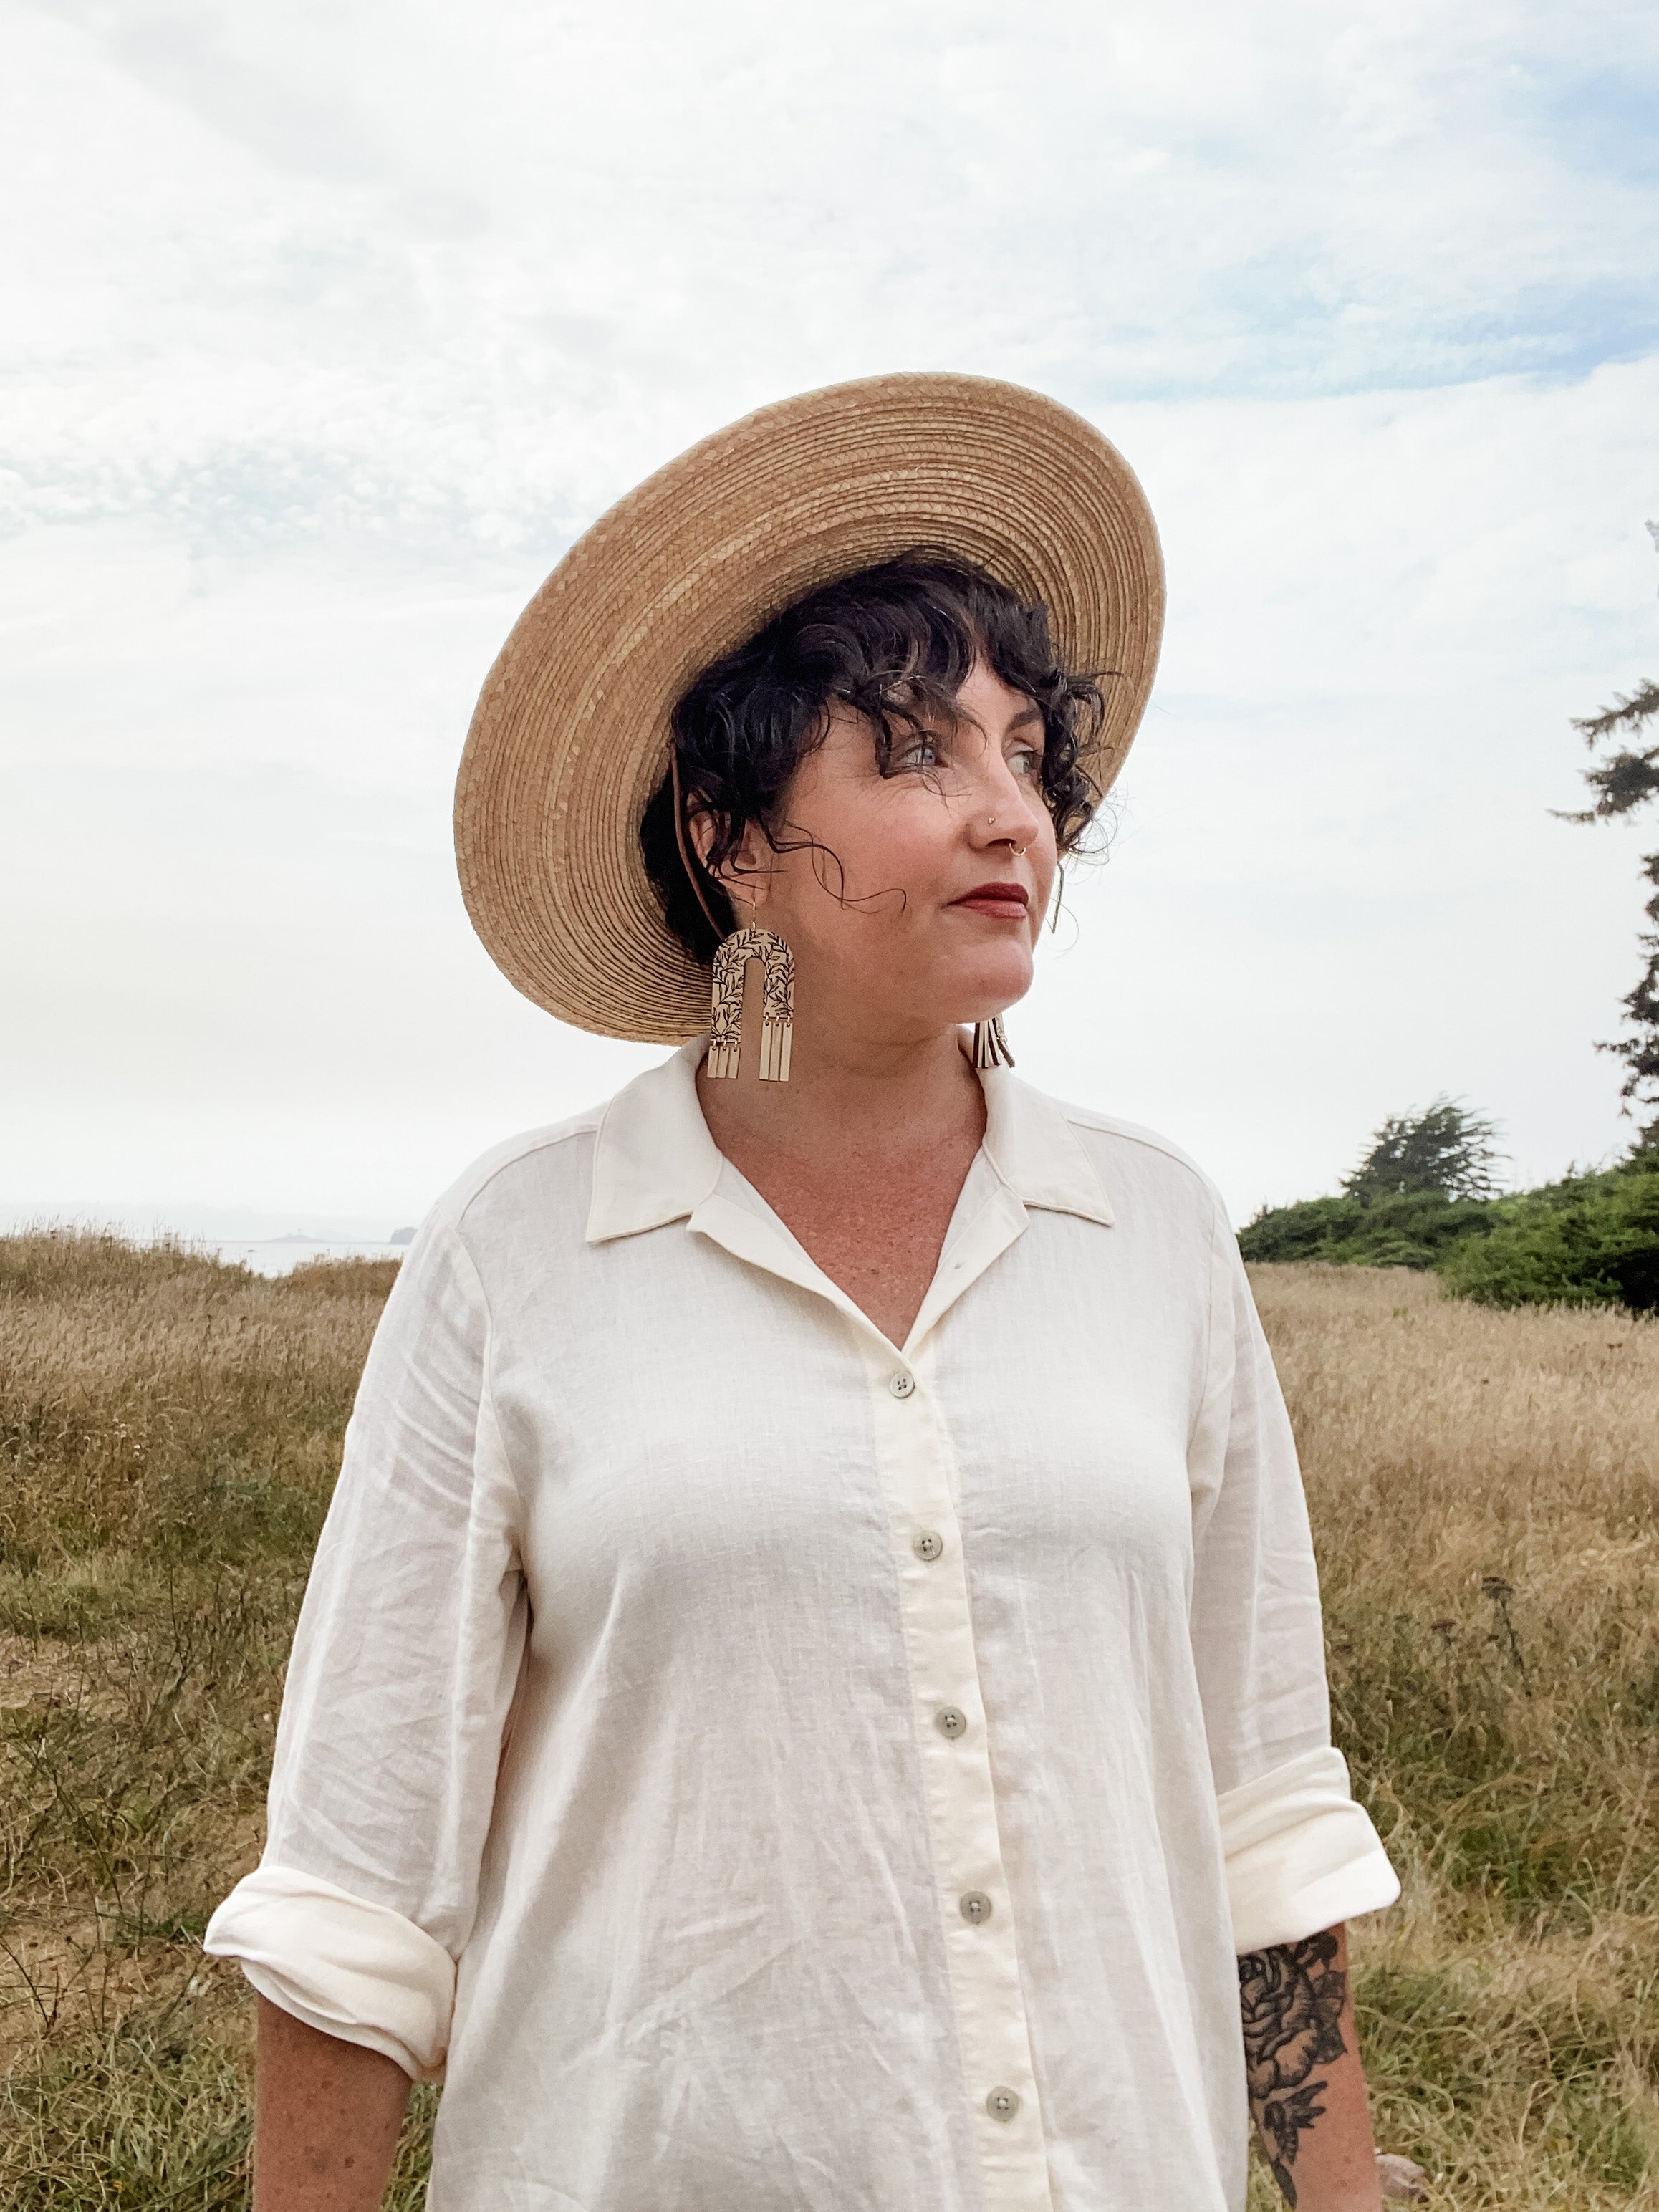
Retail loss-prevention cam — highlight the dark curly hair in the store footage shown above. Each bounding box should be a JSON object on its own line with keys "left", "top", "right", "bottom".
{"left": 639, "top": 552, "right": 1110, "bottom": 965}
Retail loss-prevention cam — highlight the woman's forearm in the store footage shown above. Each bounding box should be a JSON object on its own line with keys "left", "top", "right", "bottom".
{"left": 1239, "top": 1923, "right": 1382, "bottom": 2210}
{"left": 254, "top": 1996, "right": 413, "bottom": 2211}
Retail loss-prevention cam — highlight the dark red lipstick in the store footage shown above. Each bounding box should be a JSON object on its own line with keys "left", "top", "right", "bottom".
{"left": 951, "top": 881, "right": 1030, "bottom": 920}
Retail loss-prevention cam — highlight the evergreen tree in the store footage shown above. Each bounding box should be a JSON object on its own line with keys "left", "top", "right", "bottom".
{"left": 1564, "top": 522, "right": 1659, "bottom": 1147}
{"left": 1341, "top": 1096, "right": 1504, "bottom": 1203}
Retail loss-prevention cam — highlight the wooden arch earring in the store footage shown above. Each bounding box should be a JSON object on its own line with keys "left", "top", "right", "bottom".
{"left": 670, "top": 749, "right": 795, "bottom": 1084}
{"left": 707, "top": 926, "right": 794, "bottom": 1081}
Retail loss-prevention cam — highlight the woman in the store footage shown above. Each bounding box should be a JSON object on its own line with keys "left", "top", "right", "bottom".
{"left": 206, "top": 375, "right": 1399, "bottom": 2212}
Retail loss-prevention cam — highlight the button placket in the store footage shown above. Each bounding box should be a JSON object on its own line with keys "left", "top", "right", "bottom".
{"left": 865, "top": 1346, "right": 1051, "bottom": 2211}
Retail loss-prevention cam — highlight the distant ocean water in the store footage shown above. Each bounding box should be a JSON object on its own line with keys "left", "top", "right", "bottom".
{"left": 216, "top": 1236, "right": 412, "bottom": 1278}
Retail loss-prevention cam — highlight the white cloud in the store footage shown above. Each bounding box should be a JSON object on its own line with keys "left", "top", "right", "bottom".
{"left": 3, "top": 0, "right": 1657, "bottom": 1223}
{"left": 10, "top": 0, "right": 1659, "bottom": 542}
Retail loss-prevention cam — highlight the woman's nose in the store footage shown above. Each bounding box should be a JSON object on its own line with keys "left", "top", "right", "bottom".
{"left": 969, "top": 764, "right": 1044, "bottom": 844}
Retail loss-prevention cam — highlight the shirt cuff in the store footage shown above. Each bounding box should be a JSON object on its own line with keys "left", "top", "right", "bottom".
{"left": 1218, "top": 1745, "right": 1400, "bottom": 1954}
{"left": 203, "top": 1863, "right": 456, "bottom": 2082}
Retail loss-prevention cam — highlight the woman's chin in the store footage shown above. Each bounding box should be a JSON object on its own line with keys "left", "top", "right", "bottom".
{"left": 951, "top": 960, "right": 1034, "bottom": 1022}
{"left": 818, "top": 951, "right": 1034, "bottom": 1037}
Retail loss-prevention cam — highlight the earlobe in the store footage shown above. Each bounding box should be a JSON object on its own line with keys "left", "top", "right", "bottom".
{"left": 713, "top": 866, "right": 758, "bottom": 918}
{"left": 717, "top": 826, "right": 774, "bottom": 916}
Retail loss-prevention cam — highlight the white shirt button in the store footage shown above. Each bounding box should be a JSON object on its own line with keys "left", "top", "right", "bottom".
{"left": 934, "top": 1706, "right": 968, "bottom": 1739}
{"left": 959, "top": 1890, "right": 993, "bottom": 1924}
{"left": 913, "top": 1529, "right": 943, "bottom": 1562}
{"left": 986, "top": 2086, "right": 1021, "bottom": 2123}
{"left": 888, "top": 1372, "right": 915, "bottom": 1398}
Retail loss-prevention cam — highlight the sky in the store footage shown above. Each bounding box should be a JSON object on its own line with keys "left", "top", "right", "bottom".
{"left": 4, "top": 0, "right": 1658, "bottom": 1236}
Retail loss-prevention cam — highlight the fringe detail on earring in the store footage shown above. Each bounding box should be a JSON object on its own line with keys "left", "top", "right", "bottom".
{"left": 973, "top": 1016, "right": 1014, "bottom": 1070}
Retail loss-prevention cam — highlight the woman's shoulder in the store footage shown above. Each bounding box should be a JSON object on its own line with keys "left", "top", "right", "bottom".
{"left": 418, "top": 1102, "right": 610, "bottom": 1253}
{"left": 1011, "top": 1077, "right": 1234, "bottom": 1239}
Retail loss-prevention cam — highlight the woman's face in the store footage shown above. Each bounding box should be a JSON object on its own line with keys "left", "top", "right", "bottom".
{"left": 709, "top": 659, "right": 1059, "bottom": 1045}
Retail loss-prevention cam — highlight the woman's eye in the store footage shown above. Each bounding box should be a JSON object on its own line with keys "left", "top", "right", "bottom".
{"left": 895, "top": 739, "right": 941, "bottom": 771}
{"left": 1011, "top": 746, "right": 1043, "bottom": 777}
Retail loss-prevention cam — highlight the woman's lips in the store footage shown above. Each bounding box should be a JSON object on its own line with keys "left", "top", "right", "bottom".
{"left": 951, "top": 882, "right": 1030, "bottom": 920}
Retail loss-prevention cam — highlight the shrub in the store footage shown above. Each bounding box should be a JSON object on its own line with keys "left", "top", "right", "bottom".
{"left": 1241, "top": 1145, "right": 1659, "bottom": 1313}
{"left": 1439, "top": 1165, "right": 1659, "bottom": 1311}
{"left": 1239, "top": 1189, "right": 1494, "bottom": 1270}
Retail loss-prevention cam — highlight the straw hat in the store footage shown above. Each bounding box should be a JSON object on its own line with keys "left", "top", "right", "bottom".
{"left": 453, "top": 372, "right": 1164, "bottom": 1044}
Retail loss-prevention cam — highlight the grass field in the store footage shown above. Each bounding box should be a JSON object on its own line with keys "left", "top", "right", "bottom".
{"left": 2, "top": 1231, "right": 1658, "bottom": 2207}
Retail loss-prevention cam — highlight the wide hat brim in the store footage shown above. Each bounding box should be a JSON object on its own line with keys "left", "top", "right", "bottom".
{"left": 454, "top": 372, "right": 1165, "bottom": 1044}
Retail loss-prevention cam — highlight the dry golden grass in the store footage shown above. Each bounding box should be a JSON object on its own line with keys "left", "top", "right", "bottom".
{"left": 1249, "top": 1264, "right": 1659, "bottom": 2210}
{"left": 2, "top": 1232, "right": 1657, "bottom": 2206}
{"left": 0, "top": 1233, "right": 430, "bottom": 2208}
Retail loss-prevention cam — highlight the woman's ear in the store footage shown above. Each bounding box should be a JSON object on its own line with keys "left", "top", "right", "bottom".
{"left": 688, "top": 806, "right": 720, "bottom": 872}
{"left": 702, "top": 816, "right": 772, "bottom": 910}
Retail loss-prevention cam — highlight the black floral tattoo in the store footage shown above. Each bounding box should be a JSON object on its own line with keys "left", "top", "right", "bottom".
{"left": 1237, "top": 1930, "right": 1347, "bottom": 2206}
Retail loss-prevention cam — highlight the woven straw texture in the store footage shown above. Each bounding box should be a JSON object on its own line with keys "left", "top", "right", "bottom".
{"left": 453, "top": 372, "right": 1165, "bottom": 1043}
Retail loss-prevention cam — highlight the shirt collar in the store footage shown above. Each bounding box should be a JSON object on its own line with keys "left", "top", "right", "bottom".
{"left": 979, "top": 1065, "right": 1115, "bottom": 1228}
{"left": 585, "top": 1037, "right": 1114, "bottom": 1245}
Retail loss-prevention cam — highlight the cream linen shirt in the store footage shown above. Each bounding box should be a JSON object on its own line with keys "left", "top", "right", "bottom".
{"left": 206, "top": 1042, "right": 1398, "bottom": 2212}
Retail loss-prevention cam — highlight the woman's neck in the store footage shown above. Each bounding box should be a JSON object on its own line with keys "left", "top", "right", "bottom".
{"left": 695, "top": 1019, "right": 985, "bottom": 1180}
{"left": 693, "top": 1021, "right": 989, "bottom": 1349}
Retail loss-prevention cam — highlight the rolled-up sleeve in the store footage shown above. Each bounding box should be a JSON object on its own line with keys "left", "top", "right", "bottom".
{"left": 203, "top": 1213, "right": 527, "bottom": 2079}
{"left": 1186, "top": 1217, "right": 1398, "bottom": 1953}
